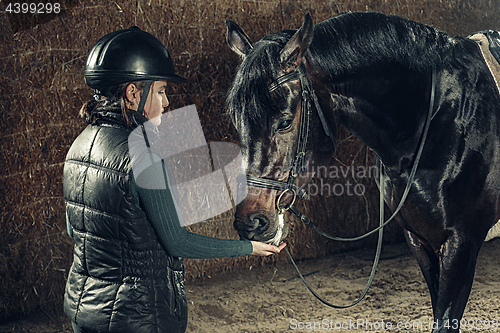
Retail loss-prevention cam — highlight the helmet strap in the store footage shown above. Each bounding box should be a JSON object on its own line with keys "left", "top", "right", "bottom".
{"left": 137, "top": 81, "right": 153, "bottom": 118}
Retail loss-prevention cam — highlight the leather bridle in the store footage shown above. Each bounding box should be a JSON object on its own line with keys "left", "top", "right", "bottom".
{"left": 245, "top": 63, "right": 336, "bottom": 207}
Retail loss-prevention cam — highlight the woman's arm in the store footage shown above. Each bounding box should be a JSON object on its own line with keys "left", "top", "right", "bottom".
{"left": 131, "top": 160, "right": 255, "bottom": 258}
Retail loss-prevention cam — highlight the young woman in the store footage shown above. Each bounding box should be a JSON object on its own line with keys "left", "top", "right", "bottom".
{"left": 63, "top": 26, "right": 285, "bottom": 333}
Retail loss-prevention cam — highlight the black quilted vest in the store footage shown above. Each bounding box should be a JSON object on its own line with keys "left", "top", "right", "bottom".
{"left": 63, "top": 108, "right": 187, "bottom": 333}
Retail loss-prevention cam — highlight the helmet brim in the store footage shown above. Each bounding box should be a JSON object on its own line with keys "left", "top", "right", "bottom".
{"left": 85, "top": 71, "right": 188, "bottom": 89}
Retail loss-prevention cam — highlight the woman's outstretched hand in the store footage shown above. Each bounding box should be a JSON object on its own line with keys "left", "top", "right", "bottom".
{"left": 250, "top": 241, "right": 286, "bottom": 256}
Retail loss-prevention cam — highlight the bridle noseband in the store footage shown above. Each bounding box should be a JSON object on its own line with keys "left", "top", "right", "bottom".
{"left": 245, "top": 63, "right": 336, "bottom": 206}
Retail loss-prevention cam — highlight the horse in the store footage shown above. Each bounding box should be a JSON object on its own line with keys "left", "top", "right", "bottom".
{"left": 225, "top": 11, "right": 500, "bottom": 333}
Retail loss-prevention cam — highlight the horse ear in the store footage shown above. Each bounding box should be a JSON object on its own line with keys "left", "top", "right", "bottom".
{"left": 226, "top": 19, "right": 253, "bottom": 58}
{"left": 279, "top": 12, "right": 314, "bottom": 69}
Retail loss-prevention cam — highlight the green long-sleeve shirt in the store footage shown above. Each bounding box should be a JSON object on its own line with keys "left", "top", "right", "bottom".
{"left": 131, "top": 159, "right": 253, "bottom": 258}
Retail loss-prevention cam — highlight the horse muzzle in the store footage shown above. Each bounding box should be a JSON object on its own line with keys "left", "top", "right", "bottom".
{"left": 234, "top": 211, "right": 289, "bottom": 245}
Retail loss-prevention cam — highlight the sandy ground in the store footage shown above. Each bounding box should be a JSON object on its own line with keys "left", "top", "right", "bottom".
{"left": 1, "top": 240, "right": 499, "bottom": 333}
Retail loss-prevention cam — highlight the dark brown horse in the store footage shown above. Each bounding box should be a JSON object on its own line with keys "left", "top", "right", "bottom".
{"left": 225, "top": 12, "right": 500, "bottom": 333}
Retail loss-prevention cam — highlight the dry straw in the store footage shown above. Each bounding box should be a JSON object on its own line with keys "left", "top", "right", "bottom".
{"left": 1, "top": 0, "right": 499, "bottom": 321}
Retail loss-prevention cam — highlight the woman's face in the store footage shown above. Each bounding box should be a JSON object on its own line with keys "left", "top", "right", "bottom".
{"left": 126, "top": 80, "right": 169, "bottom": 126}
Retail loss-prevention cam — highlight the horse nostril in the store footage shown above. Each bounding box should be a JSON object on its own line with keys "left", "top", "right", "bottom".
{"left": 235, "top": 213, "right": 271, "bottom": 240}
{"left": 248, "top": 213, "right": 269, "bottom": 232}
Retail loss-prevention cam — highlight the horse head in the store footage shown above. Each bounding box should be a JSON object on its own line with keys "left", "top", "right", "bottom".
{"left": 226, "top": 13, "right": 337, "bottom": 245}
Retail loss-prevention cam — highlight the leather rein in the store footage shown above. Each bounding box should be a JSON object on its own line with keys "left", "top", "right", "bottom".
{"left": 245, "top": 62, "right": 437, "bottom": 308}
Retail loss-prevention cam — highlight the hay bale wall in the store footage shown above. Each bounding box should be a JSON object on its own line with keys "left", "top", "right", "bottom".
{"left": 1, "top": 0, "right": 499, "bottom": 321}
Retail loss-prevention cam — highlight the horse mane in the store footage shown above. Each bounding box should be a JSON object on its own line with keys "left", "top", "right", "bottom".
{"left": 227, "top": 11, "right": 478, "bottom": 126}
{"left": 309, "top": 12, "right": 466, "bottom": 78}
{"left": 226, "top": 30, "right": 296, "bottom": 128}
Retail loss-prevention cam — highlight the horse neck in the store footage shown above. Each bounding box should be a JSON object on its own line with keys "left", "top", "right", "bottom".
{"left": 330, "top": 68, "right": 432, "bottom": 170}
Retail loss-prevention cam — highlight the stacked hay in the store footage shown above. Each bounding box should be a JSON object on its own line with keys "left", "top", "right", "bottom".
{"left": 1, "top": 0, "right": 499, "bottom": 321}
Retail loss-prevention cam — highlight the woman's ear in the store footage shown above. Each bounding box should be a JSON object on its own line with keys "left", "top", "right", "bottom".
{"left": 125, "top": 83, "right": 141, "bottom": 110}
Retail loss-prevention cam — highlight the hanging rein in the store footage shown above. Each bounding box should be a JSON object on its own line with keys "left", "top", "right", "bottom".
{"left": 245, "top": 62, "right": 437, "bottom": 308}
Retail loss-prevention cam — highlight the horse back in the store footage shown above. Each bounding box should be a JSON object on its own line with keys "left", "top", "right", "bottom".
{"left": 469, "top": 31, "right": 500, "bottom": 100}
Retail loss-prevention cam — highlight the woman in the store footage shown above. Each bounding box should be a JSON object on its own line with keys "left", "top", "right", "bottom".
{"left": 63, "top": 26, "right": 285, "bottom": 333}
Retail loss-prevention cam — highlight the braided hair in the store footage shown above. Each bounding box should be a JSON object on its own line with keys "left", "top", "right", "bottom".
{"left": 79, "top": 81, "right": 147, "bottom": 126}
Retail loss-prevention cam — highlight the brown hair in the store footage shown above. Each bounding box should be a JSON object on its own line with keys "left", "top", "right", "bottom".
{"left": 79, "top": 81, "right": 147, "bottom": 126}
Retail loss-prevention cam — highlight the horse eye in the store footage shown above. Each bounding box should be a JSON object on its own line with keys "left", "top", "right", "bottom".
{"left": 276, "top": 119, "right": 293, "bottom": 132}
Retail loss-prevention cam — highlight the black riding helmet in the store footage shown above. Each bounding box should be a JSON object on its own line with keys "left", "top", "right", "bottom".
{"left": 84, "top": 26, "right": 187, "bottom": 115}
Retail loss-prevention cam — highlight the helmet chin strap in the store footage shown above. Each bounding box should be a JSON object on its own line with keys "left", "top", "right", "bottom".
{"left": 136, "top": 81, "right": 153, "bottom": 118}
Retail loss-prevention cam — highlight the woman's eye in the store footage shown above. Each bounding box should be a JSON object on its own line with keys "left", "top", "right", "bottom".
{"left": 276, "top": 119, "right": 293, "bottom": 132}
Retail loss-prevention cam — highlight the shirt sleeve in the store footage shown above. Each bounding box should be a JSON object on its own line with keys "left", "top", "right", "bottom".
{"left": 131, "top": 160, "right": 253, "bottom": 259}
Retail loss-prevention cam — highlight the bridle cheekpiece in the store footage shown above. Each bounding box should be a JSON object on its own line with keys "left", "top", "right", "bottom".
{"left": 245, "top": 63, "right": 336, "bottom": 210}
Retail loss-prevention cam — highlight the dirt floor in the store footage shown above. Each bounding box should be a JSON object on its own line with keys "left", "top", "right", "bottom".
{"left": 1, "top": 240, "right": 499, "bottom": 333}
